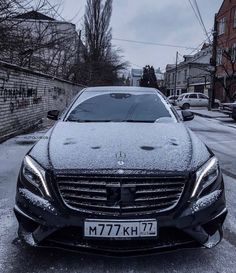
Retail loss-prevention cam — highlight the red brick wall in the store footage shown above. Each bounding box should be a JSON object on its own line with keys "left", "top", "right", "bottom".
{"left": 216, "top": 0, "right": 236, "bottom": 101}
{"left": 215, "top": 80, "right": 225, "bottom": 102}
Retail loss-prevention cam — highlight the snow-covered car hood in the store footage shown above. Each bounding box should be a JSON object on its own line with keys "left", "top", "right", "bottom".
{"left": 29, "top": 121, "right": 211, "bottom": 173}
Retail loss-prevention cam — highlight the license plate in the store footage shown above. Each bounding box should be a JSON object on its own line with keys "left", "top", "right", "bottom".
{"left": 84, "top": 219, "right": 157, "bottom": 238}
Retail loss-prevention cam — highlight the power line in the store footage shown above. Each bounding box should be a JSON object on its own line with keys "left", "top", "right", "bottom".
{"left": 193, "top": 0, "right": 211, "bottom": 43}
{"left": 188, "top": 0, "right": 203, "bottom": 30}
{"left": 45, "top": 1, "right": 83, "bottom": 26}
{"left": 188, "top": 35, "right": 212, "bottom": 55}
{"left": 13, "top": 0, "right": 30, "bottom": 12}
{"left": 112, "top": 38, "right": 196, "bottom": 50}
{"left": 188, "top": 41, "right": 205, "bottom": 55}
{"left": 187, "top": 0, "right": 211, "bottom": 43}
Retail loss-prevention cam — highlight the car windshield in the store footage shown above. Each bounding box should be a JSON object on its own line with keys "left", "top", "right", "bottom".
{"left": 66, "top": 91, "right": 173, "bottom": 123}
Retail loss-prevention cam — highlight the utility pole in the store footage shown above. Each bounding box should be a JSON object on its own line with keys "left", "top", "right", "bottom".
{"left": 174, "top": 51, "right": 178, "bottom": 104}
{"left": 209, "top": 14, "right": 218, "bottom": 110}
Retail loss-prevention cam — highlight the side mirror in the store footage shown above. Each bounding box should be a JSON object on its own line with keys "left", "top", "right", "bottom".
{"left": 182, "top": 110, "right": 194, "bottom": 122}
{"left": 47, "top": 110, "right": 60, "bottom": 120}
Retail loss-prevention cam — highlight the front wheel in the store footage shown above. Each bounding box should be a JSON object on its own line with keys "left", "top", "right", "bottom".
{"left": 182, "top": 103, "right": 190, "bottom": 110}
{"left": 213, "top": 102, "right": 220, "bottom": 109}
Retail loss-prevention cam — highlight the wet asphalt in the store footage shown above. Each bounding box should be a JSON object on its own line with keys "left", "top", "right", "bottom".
{"left": 0, "top": 116, "right": 236, "bottom": 273}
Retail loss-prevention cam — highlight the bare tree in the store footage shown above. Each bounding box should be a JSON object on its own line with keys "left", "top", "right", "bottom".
{"left": 75, "top": 0, "right": 127, "bottom": 86}
{"left": 215, "top": 48, "right": 236, "bottom": 102}
{"left": 0, "top": 0, "right": 51, "bottom": 61}
{"left": 0, "top": 1, "right": 80, "bottom": 80}
{"left": 0, "top": 0, "right": 28, "bottom": 53}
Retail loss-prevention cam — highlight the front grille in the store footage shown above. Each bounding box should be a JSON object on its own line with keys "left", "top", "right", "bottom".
{"left": 56, "top": 174, "right": 186, "bottom": 215}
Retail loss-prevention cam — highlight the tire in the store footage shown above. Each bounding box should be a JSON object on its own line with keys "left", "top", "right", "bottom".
{"left": 182, "top": 103, "right": 190, "bottom": 110}
{"left": 213, "top": 102, "right": 220, "bottom": 109}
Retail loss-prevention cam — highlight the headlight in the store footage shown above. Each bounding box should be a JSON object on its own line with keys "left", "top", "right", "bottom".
{"left": 22, "top": 155, "right": 50, "bottom": 197}
{"left": 191, "top": 157, "right": 219, "bottom": 198}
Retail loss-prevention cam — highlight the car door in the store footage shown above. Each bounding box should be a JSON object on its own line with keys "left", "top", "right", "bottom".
{"left": 188, "top": 93, "right": 198, "bottom": 106}
{"left": 198, "top": 94, "right": 209, "bottom": 107}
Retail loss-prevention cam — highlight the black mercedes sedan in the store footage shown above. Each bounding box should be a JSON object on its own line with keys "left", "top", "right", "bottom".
{"left": 14, "top": 86, "right": 227, "bottom": 256}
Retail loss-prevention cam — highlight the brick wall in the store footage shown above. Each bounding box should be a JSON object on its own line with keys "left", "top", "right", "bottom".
{"left": 0, "top": 61, "right": 84, "bottom": 141}
{"left": 215, "top": 0, "right": 236, "bottom": 102}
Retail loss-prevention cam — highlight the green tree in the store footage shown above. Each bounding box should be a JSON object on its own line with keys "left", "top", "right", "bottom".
{"left": 140, "top": 65, "right": 158, "bottom": 88}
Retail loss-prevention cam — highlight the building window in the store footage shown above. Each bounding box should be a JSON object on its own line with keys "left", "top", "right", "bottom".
{"left": 234, "top": 10, "right": 236, "bottom": 28}
{"left": 218, "top": 17, "right": 226, "bottom": 35}
{"left": 184, "top": 69, "right": 187, "bottom": 80}
{"left": 172, "top": 73, "right": 175, "bottom": 83}
{"left": 178, "top": 71, "right": 181, "bottom": 80}
{"left": 169, "top": 74, "right": 171, "bottom": 82}
{"left": 232, "top": 43, "right": 236, "bottom": 62}
{"left": 217, "top": 48, "right": 223, "bottom": 65}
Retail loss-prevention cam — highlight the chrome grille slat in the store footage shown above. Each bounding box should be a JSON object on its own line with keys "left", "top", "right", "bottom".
{"left": 59, "top": 186, "right": 107, "bottom": 195}
{"left": 62, "top": 194, "right": 107, "bottom": 202}
{"left": 135, "top": 194, "right": 181, "bottom": 202}
{"left": 57, "top": 175, "right": 186, "bottom": 215}
{"left": 136, "top": 188, "right": 183, "bottom": 194}
{"left": 58, "top": 181, "right": 106, "bottom": 187}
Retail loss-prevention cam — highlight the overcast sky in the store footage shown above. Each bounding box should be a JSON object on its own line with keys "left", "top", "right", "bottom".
{"left": 52, "top": 0, "right": 223, "bottom": 72}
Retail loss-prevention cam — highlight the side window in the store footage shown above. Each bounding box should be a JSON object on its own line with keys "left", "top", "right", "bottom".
{"left": 234, "top": 10, "right": 236, "bottom": 28}
{"left": 184, "top": 94, "right": 189, "bottom": 99}
{"left": 198, "top": 94, "right": 208, "bottom": 99}
{"left": 218, "top": 17, "right": 226, "bottom": 35}
{"left": 189, "top": 94, "right": 198, "bottom": 99}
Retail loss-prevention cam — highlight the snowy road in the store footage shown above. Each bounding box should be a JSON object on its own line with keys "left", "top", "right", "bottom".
{"left": 0, "top": 116, "right": 236, "bottom": 273}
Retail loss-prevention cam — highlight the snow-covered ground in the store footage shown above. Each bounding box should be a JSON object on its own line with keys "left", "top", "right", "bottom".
{"left": 0, "top": 116, "right": 236, "bottom": 273}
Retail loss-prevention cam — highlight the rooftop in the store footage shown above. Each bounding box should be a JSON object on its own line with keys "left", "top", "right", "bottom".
{"left": 131, "top": 69, "right": 143, "bottom": 77}
{"left": 14, "top": 11, "right": 55, "bottom": 21}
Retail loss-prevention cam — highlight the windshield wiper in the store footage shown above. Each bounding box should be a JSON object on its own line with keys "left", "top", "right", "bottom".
{"left": 67, "top": 119, "right": 155, "bottom": 123}
{"left": 67, "top": 119, "right": 113, "bottom": 123}
{"left": 123, "top": 120, "right": 154, "bottom": 123}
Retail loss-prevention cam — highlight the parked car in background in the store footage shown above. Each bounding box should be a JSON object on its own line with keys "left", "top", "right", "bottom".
{"left": 167, "top": 95, "right": 179, "bottom": 105}
{"left": 14, "top": 86, "right": 227, "bottom": 256}
{"left": 176, "top": 93, "right": 221, "bottom": 110}
{"left": 220, "top": 102, "right": 236, "bottom": 121}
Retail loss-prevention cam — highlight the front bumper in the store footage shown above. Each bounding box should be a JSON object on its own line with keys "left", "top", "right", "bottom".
{"left": 14, "top": 185, "right": 227, "bottom": 256}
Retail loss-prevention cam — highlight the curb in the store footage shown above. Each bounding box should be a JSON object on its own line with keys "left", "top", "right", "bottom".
{"left": 190, "top": 111, "right": 228, "bottom": 119}
{"left": 0, "top": 119, "right": 54, "bottom": 144}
